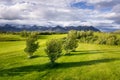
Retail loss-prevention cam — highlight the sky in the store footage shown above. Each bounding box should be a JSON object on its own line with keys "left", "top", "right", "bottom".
{"left": 0, "top": 0, "right": 120, "bottom": 31}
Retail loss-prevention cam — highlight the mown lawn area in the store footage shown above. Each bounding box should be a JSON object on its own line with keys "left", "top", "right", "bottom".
{"left": 0, "top": 34, "right": 120, "bottom": 80}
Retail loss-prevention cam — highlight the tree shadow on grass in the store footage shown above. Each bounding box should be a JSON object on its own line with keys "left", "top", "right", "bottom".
{"left": 30, "top": 55, "right": 40, "bottom": 59}
{"left": 100, "top": 49, "right": 120, "bottom": 53}
{"left": 64, "top": 49, "right": 120, "bottom": 56}
{"left": 64, "top": 50, "right": 104, "bottom": 56}
{"left": 0, "top": 58, "right": 120, "bottom": 77}
{"left": 28, "top": 55, "right": 48, "bottom": 59}
{"left": 0, "top": 64, "right": 48, "bottom": 77}
{"left": 56, "top": 58, "right": 120, "bottom": 68}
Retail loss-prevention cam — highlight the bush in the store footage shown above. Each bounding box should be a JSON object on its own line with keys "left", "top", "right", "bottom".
{"left": 24, "top": 33, "right": 39, "bottom": 58}
{"left": 68, "top": 30, "right": 77, "bottom": 39}
{"left": 76, "top": 31, "right": 120, "bottom": 46}
{"left": 106, "top": 35, "right": 117, "bottom": 45}
{"left": 117, "top": 39, "right": 120, "bottom": 45}
{"left": 86, "top": 31, "right": 93, "bottom": 36}
{"left": 63, "top": 30, "right": 78, "bottom": 54}
{"left": 95, "top": 36, "right": 107, "bottom": 45}
{"left": 45, "top": 39, "right": 62, "bottom": 65}
{"left": 63, "top": 38, "right": 78, "bottom": 54}
{"left": 20, "top": 30, "right": 29, "bottom": 37}
{"left": 77, "top": 31, "right": 80, "bottom": 39}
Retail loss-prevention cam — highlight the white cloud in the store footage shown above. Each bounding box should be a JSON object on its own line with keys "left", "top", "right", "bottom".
{"left": 0, "top": 0, "right": 120, "bottom": 31}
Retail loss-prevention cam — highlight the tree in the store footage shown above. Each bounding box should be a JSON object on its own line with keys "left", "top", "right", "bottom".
{"left": 45, "top": 39, "right": 62, "bottom": 65}
{"left": 63, "top": 30, "right": 78, "bottom": 54}
{"left": 63, "top": 38, "right": 78, "bottom": 54}
{"left": 24, "top": 33, "right": 39, "bottom": 58}
{"left": 106, "top": 35, "right": 117, "bottom": 45}
{"left": 67, "top": 30, "right": 77, "bottom": 39}
{"left": 20, "top": 30, "right": 29, "bottom": 37}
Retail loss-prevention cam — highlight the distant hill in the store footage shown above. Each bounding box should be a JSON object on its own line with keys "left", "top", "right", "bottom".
{"left": 0, "top": 24, "right": 100, "bottom": 32}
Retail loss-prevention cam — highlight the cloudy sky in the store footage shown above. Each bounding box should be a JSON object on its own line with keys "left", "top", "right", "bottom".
{"left": 0, "top": 0, "right": 120, "bottom": 31}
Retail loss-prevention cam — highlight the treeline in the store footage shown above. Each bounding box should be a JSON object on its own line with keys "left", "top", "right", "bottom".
{"left": 76, "top": 31, "right": 120, "bottom": 45}
{"left": 0, "top": 30, "right": 120, "bottom": 46}
{"left": 0, "top": 30, "right": 65, "bottom": 41}
{"left": 0, "top": 30, "right": 65, "bottom": 35}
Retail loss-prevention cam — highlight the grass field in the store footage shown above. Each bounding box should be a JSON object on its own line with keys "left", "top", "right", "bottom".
{"left": 0, "top": 34, "right": 120, "bottom": 80}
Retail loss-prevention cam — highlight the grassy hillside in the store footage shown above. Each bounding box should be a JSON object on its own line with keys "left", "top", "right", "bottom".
{"left": 0, "top": 34, "right": 120, "bottom": 80}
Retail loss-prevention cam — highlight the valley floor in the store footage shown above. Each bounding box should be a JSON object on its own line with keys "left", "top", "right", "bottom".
{"left": 0, "top": 34, "right": 120, "bottom": 80}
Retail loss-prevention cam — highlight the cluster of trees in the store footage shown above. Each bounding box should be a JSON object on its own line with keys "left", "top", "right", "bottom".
{"left": 0, "top": 30, "right": 64, "bottom": 38}
{"left": 20, "top": 30, "right": 64, "bottom": 37}
{"left": 24, "top": 30, "right": 120, "bottom": 66}
{"left": 95, "top": 34, "right": 120, "bottom": 45}
{"left": 76, "top": 31, "right": 120, "bottom": 45}
{"left": 24, "top": 30, "right": 78, "bottom": 65}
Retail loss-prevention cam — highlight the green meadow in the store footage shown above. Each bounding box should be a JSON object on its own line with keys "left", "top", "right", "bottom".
{"left": 0, "top": 34, "right": 120, "bottom": 80}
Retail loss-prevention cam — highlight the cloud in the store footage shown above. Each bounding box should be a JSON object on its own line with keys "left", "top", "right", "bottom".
{"left": 0, "top": 0, "right": 120, "bottom": 31}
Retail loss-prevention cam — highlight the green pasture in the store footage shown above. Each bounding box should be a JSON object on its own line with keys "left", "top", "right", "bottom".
{"left": 0, "top": 34, "right": 120, "bottom": 80}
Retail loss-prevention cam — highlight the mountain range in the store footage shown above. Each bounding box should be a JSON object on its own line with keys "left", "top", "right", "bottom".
{"left": 0, "top": 24, "right": 100, "bottom": 32}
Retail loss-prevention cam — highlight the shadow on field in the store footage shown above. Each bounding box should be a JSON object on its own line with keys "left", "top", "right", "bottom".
{"left": 30, "top": 55, "right": 40, "bottom": 59}
{"left": 0, "top": 58, "right": 120, "bottom": 77}
{"left": 64, "top": 49, "right": 120, "bottom": 56}
{"left": 29, "top": 55, "right": 48, "bottom": 59}
{"left": 64, "top": 50, "right": 104, "bottom": 56}
{"left": 56, "top": 58, "right": 120, "bottom": 68}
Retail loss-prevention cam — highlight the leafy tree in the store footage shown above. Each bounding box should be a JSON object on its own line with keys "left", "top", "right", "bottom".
{"left": 24, "top": 33, "right": 39, "bottom": 58}
{"left": 20, "top": 30, "right": 29, "bottom": 37}
{"left": 86, "top": 31, "right": 93, "bottom": 37}
{"left": 45, "top": 39, "right": 62, "bottom": 65}
{"left": 117, "top": 39, "right": 120, "bottom": 45}
{"left": 79, "top": 31, "right": 86, "bottom": 38}
{"left": 68, "top": 30, "right": 77, "bottom": 39}
{"left": 63, "top": 38, "right": 78, "bottom": 54}
{"left": 77, "top": 31, "right": 80, "bottom": 39}
{"left": 106, "top": 35, "right": 117, "bottom": 45}
{"left": 63, "top": 30, "right": 78, "bottom": 54}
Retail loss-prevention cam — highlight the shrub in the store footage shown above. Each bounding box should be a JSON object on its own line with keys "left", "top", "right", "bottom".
{"left": 86, "top": 31, "right": 93, "bottom": 36}
{"left": 117, "top": 39, "right": 120, "bottom": 45}
{"left": 45, "top": 39, "right": 62, "bottom": 65}
{"left": 68, "top": 30, "right": 77, "bottom": 39}
{"left": 63, "top": 30, "right": 78, "bottom": 54}
{"left": 89, "top": 36, "right": 98, "bottom": 43}
{"left": 20, "top": 30, "right": 29, "bottom": 37}
{"left": 77, "top": 31, "right": 93, "bottom": 39}
{"left": 79, "top": 31, "right": 87, "bottom": 38}
{"left": 76, "top": 31, "right": 120, "bottom": 46}
{"left": 95, "top": 36, "right": 106, "bottom": 45}
{"left": 24, "top": 33, "right": 39, "bottom": 58}
{"left": 63, "top": 38, "right": 78, "bottom": 54}
{"left": 77, "top": 31, "right": 80, "bottom": 39}
{"left": 106, "top": 35, "right": 117, "bottom": 45}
